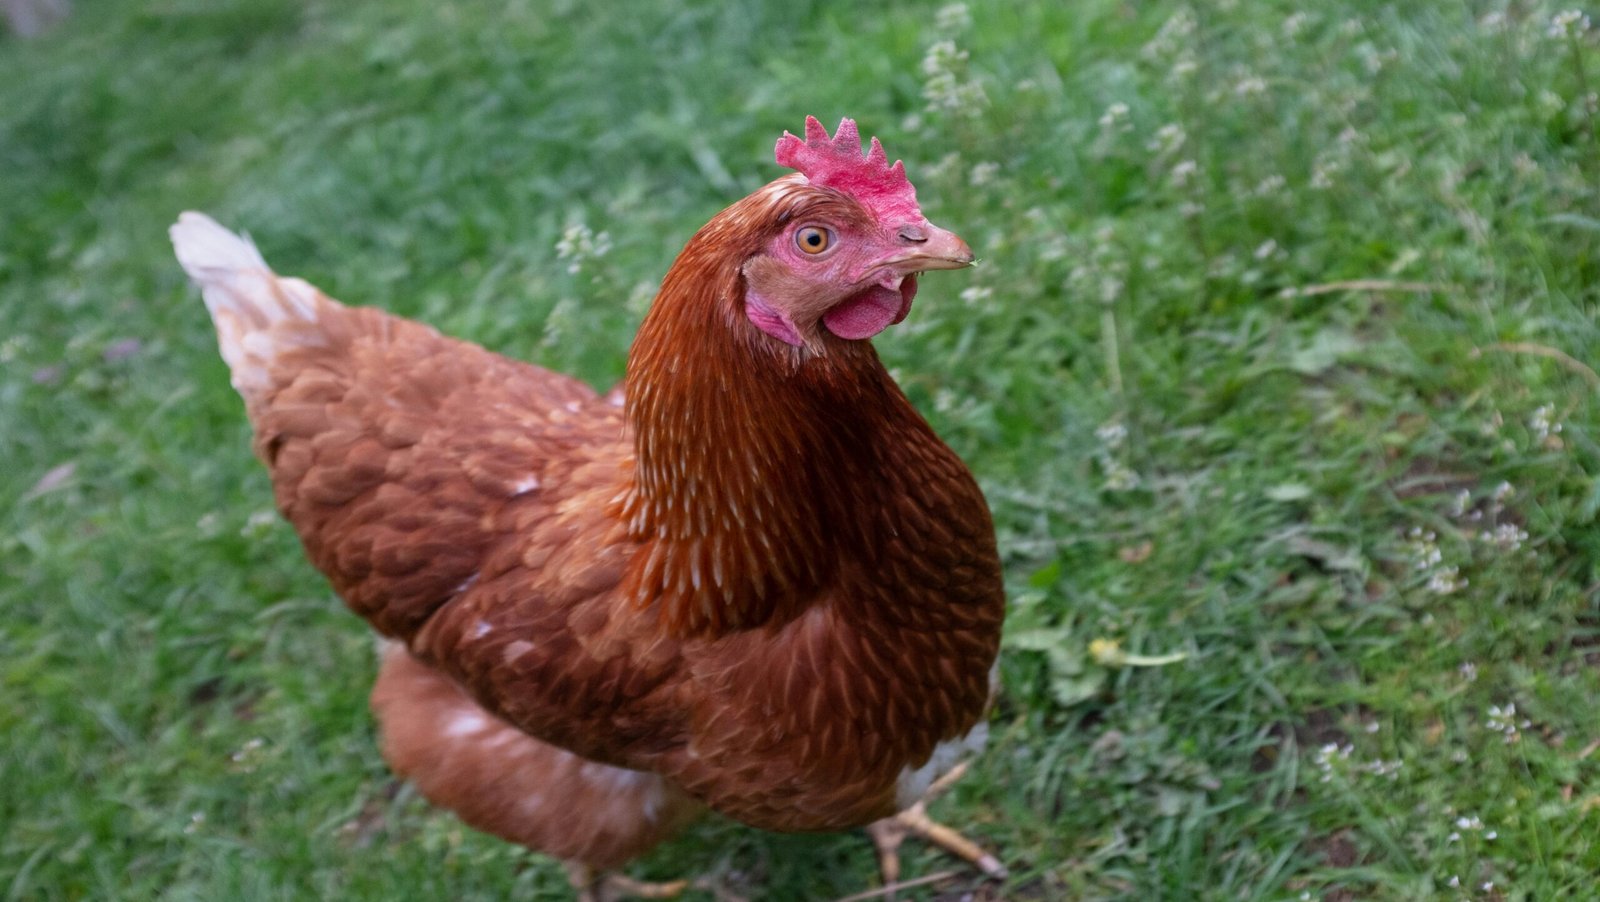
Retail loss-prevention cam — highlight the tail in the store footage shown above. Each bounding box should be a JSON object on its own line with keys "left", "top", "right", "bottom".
{"left": 170, "top": 212, "right": 329, "bottom": 399}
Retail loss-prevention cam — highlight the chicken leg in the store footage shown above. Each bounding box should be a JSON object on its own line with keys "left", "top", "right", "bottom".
{"left": 864, "top": 763, "right": 1007, "bottom": 892}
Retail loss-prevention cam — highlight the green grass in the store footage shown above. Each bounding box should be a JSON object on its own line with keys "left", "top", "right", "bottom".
{"left": 3, "top": 1, "right": 1599, "bottom": 899}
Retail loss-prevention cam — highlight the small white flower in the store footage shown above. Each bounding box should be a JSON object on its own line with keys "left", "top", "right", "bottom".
{"left": 1141, "top": 9, "right": 1196, "bottom": 61}
{"left": 1095, "top": 420, "right": 1129, "bottom": 449}
{"left": 241, "top": 509, "right": 278, "bottom": 539}
{"left": 1253, "top": 173, "right": 1286, "bottom": 196}
{"left": 1170, "top": 159, "right": 1199, "bottom": 187}
{"left": 1426, "top": 566, "right": 1466, "bottom": 594}
{"left": 921, "top": 39, "right": 986, "bottom": 115}
{"left": 1099, "top": 102, "right": 1131, "bottom": 128}
{"left": 1478, "top": 522, "right": 1529, "bottom": 552}
{"left": 555, "top": 222, "right": 612, "bottom": 274}
{"left": 1549, "top": 10, "right": 1592, "bottom": 39}
{"left": 1530, "top": 404, "right": 1563, "bottom": 442}
{"left": 1147, "top": 123, "right": 1187, "bottom": 156}
{"left": 934, "top": 2, "right": 972, "bottom": 34}
{"left": 969, "top": 161, "right": 1001, "bottom": 186}
{"left": 1487, "top": 703, "right": 1523, "bottom": 743}
{"left": 959, "top": 285, "right": 993, "bottom": 305}
{"left": 1310, "top": 155, "right": 1341, "bottom": 190}
{"left": 1233, "top": 75, "right": 1267, "bottom": 97}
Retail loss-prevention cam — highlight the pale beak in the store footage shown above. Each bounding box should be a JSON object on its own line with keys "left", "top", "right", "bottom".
{"left": 890, "top": 222, "right": 975, "bottom": 271}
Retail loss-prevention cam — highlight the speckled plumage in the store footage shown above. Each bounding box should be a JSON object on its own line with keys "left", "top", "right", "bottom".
{"left": 173, "top": 123, "right": 1004, "bottom": 874}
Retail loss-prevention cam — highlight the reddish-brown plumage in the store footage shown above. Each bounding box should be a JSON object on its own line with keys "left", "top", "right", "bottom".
{"left": 174, "top": 119, "right": 1004, "bottom": 876}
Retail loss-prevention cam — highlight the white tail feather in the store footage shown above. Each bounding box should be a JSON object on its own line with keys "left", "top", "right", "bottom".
{"left": 171, "top": 211, "right": 325, "bottom": 397}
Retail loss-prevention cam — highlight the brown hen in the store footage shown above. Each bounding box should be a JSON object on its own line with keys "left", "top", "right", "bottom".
{"left": 173, "top": 117, "right": 1005, "bottom": 899}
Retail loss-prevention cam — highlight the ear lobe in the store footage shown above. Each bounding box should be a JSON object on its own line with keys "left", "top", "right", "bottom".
{"left": 745, "top": 290, "right": 804, "bottom": 347}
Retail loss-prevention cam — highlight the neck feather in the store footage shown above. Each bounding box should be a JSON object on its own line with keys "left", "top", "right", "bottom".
{"left": 620, "top": 185, "right": 923, "bottom": 635}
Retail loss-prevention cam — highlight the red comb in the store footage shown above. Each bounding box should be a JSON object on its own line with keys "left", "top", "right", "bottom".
{"left": 774, "top": 116, "right": 923, "bottom": 223}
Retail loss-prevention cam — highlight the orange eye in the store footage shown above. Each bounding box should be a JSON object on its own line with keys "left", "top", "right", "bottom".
{"left": 795, "top": 226, "right": 833, "bottom": 255}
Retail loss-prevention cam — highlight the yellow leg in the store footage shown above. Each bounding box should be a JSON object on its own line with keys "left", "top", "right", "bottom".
{"left": 863, "top": 762, "right": 1007, "bottom": 896}
{"left": 565, "top": 862, "right": 745, "bottom": 902}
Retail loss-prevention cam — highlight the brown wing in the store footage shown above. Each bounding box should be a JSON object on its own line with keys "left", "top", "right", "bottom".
{"left": 216, "top": 283, "right": 690, "bottom": 768}
{"left": 247, "top": 300, "right": 610, "bottom": 638}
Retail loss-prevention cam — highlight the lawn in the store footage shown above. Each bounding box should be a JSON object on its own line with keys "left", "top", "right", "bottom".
{"left": 3, "top": 1, "right": 1598, "bottom": 899}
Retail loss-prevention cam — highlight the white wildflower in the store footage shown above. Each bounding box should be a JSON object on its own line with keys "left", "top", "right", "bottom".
{"left": 1549, "top": 10, "right": 1592, "bottom": 39}
{"left": 1101, "top": 460, "right": 1141, "bottom": 492}
{"left": 1095, "top": 420, "right": 1128, "bottom": 449}
{"left": 921, "top": 39, "right": 986, "bottom": 115}
{"left": 1233, "top": 74, "right": 1267, "bottom": 97}
{"left": 959, "top": 285, "right": 993, "bottom": 305}
{"left": 1458, "top": 661, "right": 1478, "bottom": 682}
{"left": 1356, "top": 44, "right": 1398, "bottom": 75}
{"left": 1095, "top": 419, "right": 1139, "bottom": 491}
{"left": 1486, "top": 703, "right": 1522, "bottom": 743}
{"left": 241, "top": 509, "right": 278, "bottom": 539}
{"left": 1253, "top": 173, "right": 1287, "bottom": 196}
{"left": 1310, "top": 153, "right": 1341, "bottom": 190}
{"left": 1170, "top": 159, "right": 1199, "bottom": 187}
{"left": 1253, "top": 239, "right": 1280, "bottom": 260}
{"left": 1098, "top": 101, "right": 1130, "bottom": 129}
{"left": 555, "top": 222, "right": 611, "bottom": 275}
{"left": 1283, "top": 12, "right": 1310, "bottom": 38}
{"left": 1427, "top": 567, "right": 1466, "bottom": 594}
{"left": 1141, "top": 9, "right": 1196, "bottom": 61}
{"left": 1479, "top": 522, "right": 1529, "bottom": 552}
{"left": 1530, "top": 404, "right": 1563, "bottom": 442}
{"left": 969, "top": 161, "right": 1001, "bottom": 186}
{"left": 1147, "top": 123, "right": 1186, "bottom": 157}
{"left": 1313, "top": 742, "right": 1354, "bottom": 783}
{"left": 923, "top": 151, "right": 962, "bottom": 182}
{"left": 934, "top": 2, "right": 972, "bottom": 34}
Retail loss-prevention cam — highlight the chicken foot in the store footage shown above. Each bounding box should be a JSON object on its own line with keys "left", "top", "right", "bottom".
{"left": 565, "top": 863, "right": 744, "bottom": 902}
{"left": 863, "top": 762, "right": 1007, "bottom": 893}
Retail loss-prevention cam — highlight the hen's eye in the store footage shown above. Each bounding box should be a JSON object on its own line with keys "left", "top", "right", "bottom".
{"left": 795, "top": 226, "right": 833, "bottom": 255}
